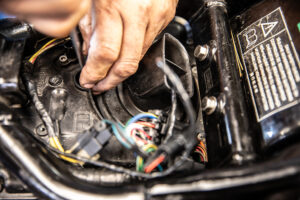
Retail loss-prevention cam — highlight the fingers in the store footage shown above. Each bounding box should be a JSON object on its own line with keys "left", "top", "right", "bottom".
{"left": 141, "top": 0, "right": 177, "bottom": 57}
{"left": 79, "top": 5, "right": 123, "bottom": 88}
{"left": 77, "top": 0, "right": 178, "bottom": 93}
{"left": 141, "top": 20, "right": 171, "bottom": 58}
{"left": 27, "top": 9, "right": 87, "bottom": 38}
{"left": 92, "top": 16, "right": 147, "bottom": 93}
{"left": 79, "top": 11, "right": 92, "bottom": 55}
{"left": 0, "top": 0, "right": 84, "bottom": 17}
{"left": 0, "top": 0, "right": 91, "bottom": 38}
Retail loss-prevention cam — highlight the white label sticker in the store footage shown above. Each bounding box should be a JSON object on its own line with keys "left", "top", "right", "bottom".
{"left": 237, "top": 7, "right": 300, "bottom": 121}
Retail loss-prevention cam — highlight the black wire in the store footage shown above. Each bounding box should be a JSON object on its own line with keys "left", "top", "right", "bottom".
{"left": 22, "top": 53, "right": 195, "bottom": 178}
{"left": 106, "top": 120, "right": 148, "bottom": 158}
{"left": 27, "top": 57, "right": 196, "bottom": 179}
{"left": 28, "top": 129, "right": 185, "bottom": 179}
{"left": 164, "top": 89, "right": 177, "bottom": 142}
{"left": 141, "top": 57, "right": 197, "bottom": 175}
{"left": 143, "top": 58, "right": 197, "bottom": 173}
{"left": 23, "top": 73, "right": 56, "bottom": 138}
{"left": 156, "top": 57, "right": 196, "bottom": 144}
{"left": 23, "top": 70, "right": 151, "bottom": 176}
{"left": 63, "top": 57, "right": 195, "bottom": 179}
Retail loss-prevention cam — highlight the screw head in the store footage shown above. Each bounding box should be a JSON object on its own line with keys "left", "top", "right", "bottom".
{"left": 59, "top": 55, "right": 68, "bottom": 64}
{"left": 36, "top": 124, "right": 47, "bottom": 136}
{"left": 197, "top": 133, "right": 205, "bottom": 141}
{"left": 194, "top": 44, "right": 209, "bottom": 61}
{"left": 49, "top": 76, "right": 62, "bottom": 86}
{"left": 202, "top": 96, "right": 217, "bottom": 115}
{"left": 94, "top": 121, "right": 106, "bottom": 132}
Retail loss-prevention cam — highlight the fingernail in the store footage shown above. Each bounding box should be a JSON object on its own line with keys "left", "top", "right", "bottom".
{"left": 82, "top": 83, "right": 94, "bottom": 88}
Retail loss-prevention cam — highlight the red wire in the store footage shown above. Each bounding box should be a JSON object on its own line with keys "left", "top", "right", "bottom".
{"left": 130, "top": 129, "right": 148, "bottom": 144}
{"left": 199, "top": 154, "right": 204, "bottom": 162}
{"left": 144, "top": 154, "right": 166, "bottom": 173}
{"left": 135, "top": 121, "right": 156, "bottom": 129}
{"left": 132, "top": 128, "right": 152, "bottom": 140}
{"left": 196, "top": 146, "right": 204, "bottom": 152}
{"left": 195, "top": 146, "right": 207, "bottom": 161}
{"left": 196, "top": 148, "right": 205, "bottom": 156}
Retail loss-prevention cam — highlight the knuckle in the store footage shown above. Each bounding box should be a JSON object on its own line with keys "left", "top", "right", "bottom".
{"left": 98, "top": 83, "right": 115, "bottom": 92}
{"left": 115, "top": 59, "right": 139, "bottom": 78}
{"left": 156, "top": 1, "right": 176, "bottom": 22}
{"left": 84, "top": 65, "right": 107, "bottom": 81}
{"left": 100, "top": 6, "right": 115, "bottom": 16}
{"left": 138, "top": 1, "right": 151, "bottom": 13}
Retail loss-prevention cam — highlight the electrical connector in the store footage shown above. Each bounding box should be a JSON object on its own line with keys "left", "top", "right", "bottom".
{"left": 68, "top": 121, "right": 112, "bottom": 159}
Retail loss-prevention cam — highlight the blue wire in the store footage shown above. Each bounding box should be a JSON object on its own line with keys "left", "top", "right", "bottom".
{"left": 126, "top": 113, "right": 158, "bottom": 127}
{"left": 105, "top": 117, "right": 164, "bottom": 172}
{"left": 157, "top": 164, "right": 163, "bottom": 172}
{"left": 103, "top": 120, "right": 131, "bottom": 149}
{"left": 113, "top": 121, "right": 135, "bottom": 145}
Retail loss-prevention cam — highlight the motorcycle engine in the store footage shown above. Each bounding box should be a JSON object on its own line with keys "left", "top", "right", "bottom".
{"left": 0, "top": 0, "right": 300, "bottom": 199}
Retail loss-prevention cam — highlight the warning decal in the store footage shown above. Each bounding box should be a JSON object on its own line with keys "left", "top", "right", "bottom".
{"left": 237, "top": 7, "right": 300, "bottom": 121}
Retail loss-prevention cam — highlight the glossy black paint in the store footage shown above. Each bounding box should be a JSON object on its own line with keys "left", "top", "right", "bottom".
{"left": 191, "top": 0, "right": 256, "bottom": 167}
{"left": 1, "top": 0, "right": 300, "bottom": 199}
{"left": 231, "top": 0, "right": 300, "bottom": 153}
{"left": 1, "top": 117, "right": 300, "bottom": 199}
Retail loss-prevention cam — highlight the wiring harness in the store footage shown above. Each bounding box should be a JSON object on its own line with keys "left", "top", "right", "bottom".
{"left": 23, "top": 38, "right": 199, "bottom": 178}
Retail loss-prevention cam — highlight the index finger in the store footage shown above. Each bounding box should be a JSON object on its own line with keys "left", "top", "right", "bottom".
{"left": 91, "top": 15, "right": 147, "bottom": 93}
{"left": 79, "top": 5, "right": 123, "bottom": 88}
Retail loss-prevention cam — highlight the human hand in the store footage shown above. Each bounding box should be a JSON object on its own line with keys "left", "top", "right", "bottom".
{"left": 0, "top": 0, "right": 91, "bottom": 37}
{"left": 79, "top": 0, "right": 178, "bottom": 94}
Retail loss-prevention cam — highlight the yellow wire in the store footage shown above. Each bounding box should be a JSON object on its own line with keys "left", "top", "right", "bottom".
{"left": 144, "top": 112, "right": 159, "bottom": 118}
{"left": 231, "top": 31, "right": 244, "bottom": 77}
{"left": 197, "top": 145, "right": 208, "bottom": 161}
{"left": 29, "top": 38, "right": 81, "bottom": 164}
{"left": 49, "top": 136, "right": 82, "bottom": 164}
{"left": 49, "top": 137, "right": 65, "bottom": 154}
{"left": 136, "top": 144, "right": 158, "bottom": 171}
{"left": 136, "top": 156, "right": 144, "bottom": 171}
{"left": 143, "top": 144, "right": 158, "bottom": 151}
{"left": 29, "top": 39, "right": 57, "bottom": 63}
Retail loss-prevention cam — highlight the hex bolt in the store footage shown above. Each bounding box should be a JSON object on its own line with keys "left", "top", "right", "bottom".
{"left": 94, "top": 121, "right": 106, "bottom": 132}
{"left": 194, "top": 44, "right": 209, "bottom": 61}
{"left": 197, "top": 132, "right": 205, "bottom": 141}
{"left": 49, "top": 76, "right": 62, "bottom": 86}
{"left": 59, "top": 55, "right": 68, "bottom": 64}
{"left": 202, "top": 96, "right": 217, "bottom": 115}
{"left": 36, "top": 124, "right": 47, "bottom": 136}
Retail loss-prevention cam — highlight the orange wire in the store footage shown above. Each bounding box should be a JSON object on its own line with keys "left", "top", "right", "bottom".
{"left": 196, "top": 146, "right": 207, "bottom": 161}
{"left": 144, "top": 154, "right": 166, "bottom": 173}
{"left": 135, "top": 121, "right": 156, "bottom": 129}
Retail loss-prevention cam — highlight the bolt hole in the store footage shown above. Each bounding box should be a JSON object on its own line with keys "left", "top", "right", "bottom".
{"left": 74, "top": 70, "right": 89, "bottom": 91}
{"left": 36, "top": 124, "right": 47, "bottom": 136}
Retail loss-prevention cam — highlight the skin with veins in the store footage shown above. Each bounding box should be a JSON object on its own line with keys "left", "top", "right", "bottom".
{"left": 0, "top": 0, "right": 178, "bottom": 94}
